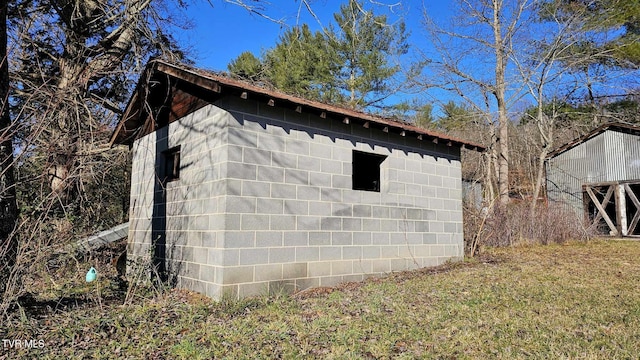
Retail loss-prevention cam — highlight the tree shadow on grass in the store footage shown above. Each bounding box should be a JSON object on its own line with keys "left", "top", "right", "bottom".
{"left": 13, "top": 277, "right": 129, "bottom": 318}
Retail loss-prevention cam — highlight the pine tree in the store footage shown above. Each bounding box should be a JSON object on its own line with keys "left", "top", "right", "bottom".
{"left": 331, "top": 0, "right": 408, "bottom": 109}
{"left": 263, "top": 24, "right": 341, "bottom": 103}
{"left": 229, "top": 0, "right": 409, "bottom": 110}
{"left": 228, "top": 51, "right": 264, "bottom": 81}
{"left": 9, "top": 0, "right": 185, "bottom": 222}
{"left": 542, "top": 0, "right": 640, "bottom": 68}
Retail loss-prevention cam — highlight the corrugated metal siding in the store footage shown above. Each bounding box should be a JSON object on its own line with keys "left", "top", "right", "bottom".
{"left": 622, "top": 132, "right": 640, "bottom": 180}
{"left": 546, "top": 133, "right": 601, "bottom": 211}
{"left": 605, "top": 131, "right": 626, "bottom": 181}
{"left": 546, "top": 129, "right": 640, "bottom": 213}
{"left": 462, "top": 180, "right": 483, "bottom": 209}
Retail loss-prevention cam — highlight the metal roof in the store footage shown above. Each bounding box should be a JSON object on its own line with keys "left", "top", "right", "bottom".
{"left": 547, "top": 122, "right": 640, "bottom": 159}
{"left": 110, "top": 60, "right": 486, "bottom": 151}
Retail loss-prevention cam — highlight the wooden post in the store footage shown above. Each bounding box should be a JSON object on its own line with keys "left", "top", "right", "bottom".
{"left": 582, "top": 187, "right": 591, "bottom": 225}
{"left": 615, "top": 183, "right": 627, "bottom": 236}
{"left": 624, "top": 183, "right": 640, "bottom": 235}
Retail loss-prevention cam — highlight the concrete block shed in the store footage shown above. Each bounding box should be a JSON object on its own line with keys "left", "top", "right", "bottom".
{"left": 110, "top": 60, "right": 484, "bottom": 299}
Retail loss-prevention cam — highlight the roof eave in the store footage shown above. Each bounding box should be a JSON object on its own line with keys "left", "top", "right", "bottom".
{"left": 110, "top": 60, "right": 486, "bottom": 152}
{"left": 547, "top": 122, "right": 640, "bottom": 159}
{"left": 109, "top": 61, "right": 160, "bottom": 147}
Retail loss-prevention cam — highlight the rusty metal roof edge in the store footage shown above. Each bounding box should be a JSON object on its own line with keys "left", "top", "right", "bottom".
{"left": 546, "top": 121, "right": 640, "bottom": 159}
{"left": 112, "top": 60, "right": 486, "bottom": 151}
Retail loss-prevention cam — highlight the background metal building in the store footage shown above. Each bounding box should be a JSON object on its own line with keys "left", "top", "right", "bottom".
{"left": 546, "top": 122, "right": 640, "bottom": 235}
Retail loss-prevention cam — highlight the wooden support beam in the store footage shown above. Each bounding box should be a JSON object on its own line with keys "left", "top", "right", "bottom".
{"left": 624, "top": 183, "right": 640, "bottom": 235}
{"left": 590, "top": 186, "right": 614, "bottom": 228}
{"left": 586, "top": 185, "right": 617, "bottom": 235}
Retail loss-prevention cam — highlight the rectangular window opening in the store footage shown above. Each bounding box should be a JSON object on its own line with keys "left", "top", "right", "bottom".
{"left": 352, "top": 150, "right": 387, "bottom": 192}
{"left": 163, "top": 145, "right": 181, "bottom": 182}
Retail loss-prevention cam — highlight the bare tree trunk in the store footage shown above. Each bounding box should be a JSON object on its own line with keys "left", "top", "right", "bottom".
{"left": 0, "top": 0, "right": 19, "bottom": 300}
{"left": 488, "top": 125, "right": 499, "bottom": 200}
{"left": 483, "top": 151, "right": 496, "bottom": 201}
{"left": 492, "top": 0, "right": 510, "bottom": 205}
{"left": 497, "top": 119, "right": 509, "bottom": 204}
{"left": 42, "top": 0, "right": 154, "bottom": 201}
{"left": 531, "top": 147, "right": 548, "bottom": 208}
{"left": 531, "top": 108, "right": 553, "bottom": 212}
{"left": 421, "top": 0, "right": 531, "bottom": 207}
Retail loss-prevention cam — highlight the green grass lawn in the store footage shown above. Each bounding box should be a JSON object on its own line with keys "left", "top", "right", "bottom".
{"left": 3, "top": 240, "right": 640, "bottom": 359}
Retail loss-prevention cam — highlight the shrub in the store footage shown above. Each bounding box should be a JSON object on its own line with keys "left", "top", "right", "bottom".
{"left": 465, "top": 200, "right": 591, "bottom": 256}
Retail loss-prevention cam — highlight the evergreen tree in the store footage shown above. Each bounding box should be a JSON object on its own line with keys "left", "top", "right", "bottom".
{"left": 263, "top": 24, "right": 341, "bottom": 103}
{"left": 8, "top": 0, "right": 185, "bottom": 221}
{"left": 0, "top": 0, "right": 187, "bottom": 312}
{"left": 228, "top": 51, "right": 264, "bottom": 81}
{"left": 541, "top": 0, "right": 640, "bottom": 68}
{"left": 331, "top": 0, "right": 409, "bottom": 109}
{"left": 436, "top": 102, "right": 478, "bottom": 132}
{"left": 228, "top": 0, "right": 409, "bottom": 110}
{"left": 412, "top": 103, "right": 436, "bottom": 129}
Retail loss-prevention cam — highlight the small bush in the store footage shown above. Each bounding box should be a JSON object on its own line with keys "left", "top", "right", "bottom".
{"left": 465, "top": 200, "right": 591, "bottom": 256}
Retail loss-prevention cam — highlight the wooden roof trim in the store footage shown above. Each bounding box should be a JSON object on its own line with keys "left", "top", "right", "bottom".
{"left": 157, "top": 62, "right": 222, "bottom": 94}
{"left": 151, "top": 61, "right": 484, "bottom": 150}
{"left": 109, "top": 87, "right": 142, "bottom": 146}
{"left": 111, "top": 60, "right": 486, "bottom": 151}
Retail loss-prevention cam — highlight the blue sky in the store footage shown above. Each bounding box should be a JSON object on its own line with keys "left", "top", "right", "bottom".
{"left": 172, "top": 1, "right": 639, "bottom": 121}
{"left": 179, "top": 1, "right": 450, "bottom": 73}
{"left": 171, "top": 1, "right": 457, "bottom": 115}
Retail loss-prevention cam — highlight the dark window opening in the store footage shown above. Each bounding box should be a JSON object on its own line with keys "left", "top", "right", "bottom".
{"left": 163, "top": 146, "right": 181, "bottom": 182}
{"left": 352, "top": 150, "right": 387, "bottom": 192}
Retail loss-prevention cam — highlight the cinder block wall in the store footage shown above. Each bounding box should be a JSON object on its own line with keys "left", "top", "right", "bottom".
{"left": 129, "top": 98, "right": 464, "bottom": 299}
{"left": 128, "top": 106, "right": 231, "bottom": 297}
